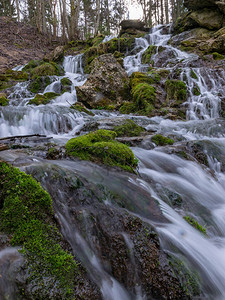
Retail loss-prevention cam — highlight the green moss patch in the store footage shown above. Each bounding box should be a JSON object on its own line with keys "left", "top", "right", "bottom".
{"left": 151, "top": 134, "right": 174, "bottom": 146}
{"left": 190, "top": 69, "right": 198, "bottom": 80}
{"left": 0, "top": 162, "right": 78, "bottom": 298}
{"left": 70, "top": 103, "right": 95, "bottom": 116}
{"left": 114, "top": 119, "right": 145, "bottom": 137}
{"left": 28, "top": 76, "right": 51, "bottom": 93}
{"left": 184, "top": 216, "right": 207, "bottom": 235}
{"left": 132, "top": 82, "right": 156, "bottom": 114}
{"left": 0, "top": 96, "right": 9, "bottom": 106}
{"left": 65, "top": 129, "right": 138, "bottom": 172}
{"left": 212, "top": 52, "right": 224, "bottom": 60}
{"left": 28, "top": 92, "right": 59, "bottom": 105}
{"left": 141, "top": 45, "right": 157, "bottom": 64}
{"left": 130, "top": 71, "right": 160, "bottom": 89}
{"left": 165, "top": 79, "right": 187, "bottom": 102}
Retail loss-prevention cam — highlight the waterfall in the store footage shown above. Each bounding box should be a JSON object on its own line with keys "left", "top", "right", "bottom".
{"left": 123, "top": 25, "right": 225, "bottom": 120}
{"left": 0, "top": 54, "right": 88, "bottom": 138}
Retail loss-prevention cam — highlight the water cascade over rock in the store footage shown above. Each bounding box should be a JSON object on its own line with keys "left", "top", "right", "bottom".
{"left": 1, "top": 21, "right": 225, "bottom": 300}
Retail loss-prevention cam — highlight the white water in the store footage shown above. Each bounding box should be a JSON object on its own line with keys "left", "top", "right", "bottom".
{"left": 1, "top": 24, "right": 225, "bottom": 299}
{"left": 124, "top": 25, "right": 225, "bottom": 120}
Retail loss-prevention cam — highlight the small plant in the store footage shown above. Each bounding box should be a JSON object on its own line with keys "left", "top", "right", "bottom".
{"left": 184, "top": 216, "right": 207, "bottom": 235}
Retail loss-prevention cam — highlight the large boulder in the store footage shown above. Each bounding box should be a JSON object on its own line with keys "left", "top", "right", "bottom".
{"left": 184, "top": 0, "right": 217, "bottom": 10}
{"left": 44, "top": 45, "right": 65, "bottom": 62}
{"left": 76, "top": 54, "right": 130, "bottom": 109}
{"left": 120, "top": 19, "right": 146, "bottom": 31}
{"left": 189, "top": 8, "right": 224, "bottom": 30}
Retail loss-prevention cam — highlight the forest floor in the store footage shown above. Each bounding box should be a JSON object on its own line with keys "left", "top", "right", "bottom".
{"left": 0, "top": 16, "right": 59, "bottom": 72}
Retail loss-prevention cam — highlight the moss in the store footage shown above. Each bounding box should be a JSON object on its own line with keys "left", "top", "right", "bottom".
{"left": 28, "top": 92, "right": 59, "bottom": 105}
{"left": 132, "top": 82, "right": 156, "bottom": 109}
{"left": 169, "top": 255, "right": 201, "bottom": 297}
{"left": 151, "top": 134, "right": 174, "bottom": 146}
{"left": 141, "top": 45, "right": 157, "bottom": 64}
{"left": 130, "top": 71, "right": 160, "bottom": 89}
{"left": 30, "top": 62, "right": 64, "bottom": 78}
{"left": 65, "top": 129, "right": 138, "bottom": 172}
{"left": 0, "top": 162, "right": 78, "bottom": 298}
{"left": 5, "top": 69, "right": 29, "bottom": 81}
{"left": 192, "top": 84, "right": 201, "bottom": 96}
{"left": 165, "top": 79, "right": 187, "bottom": 102}
{"left": 28, "top": 76, "right": 51, "bottom": 93}
{"left": 61, "top": 77, "right": 72, "bottom": 86}
{"left": 212, "top": 52, "right": 224, "bottom": 60}
{"left": 119, "top": 102, "right": 136, "bottom": 114}
{"left": 22, "top": 60, "right": 43, "bottom": 73}
{"left": 190, "top": 69, "right": 198, "bottom": 80}
{"left": 114, "top": 119, "right": 145, "bottom": 137}
{"left": 184, "top": 216, "right": 207, "bottom": 235}
{"left": 70, "top": 103, "right": 95, "bottom": 116}
{"left": 0, "top": 96, "right": 9, "bottom": 106}
{"left": 92, "top": 34, "right": 105, "bottom": 47}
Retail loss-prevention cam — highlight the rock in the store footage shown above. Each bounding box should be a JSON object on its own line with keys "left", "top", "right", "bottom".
{"left": 184, "top": 0, "right": 217, "bottom": 10}
{"left": 44, "top": 45, "right": 65, "bottom": 62}
{"left": 120, "top": 19, "right": 146, "bottom": 31}
{"left": 76, "top": 54, "right": 130, "bottom": 109}
{"left": 189, "top": 8, "right": 224, "bottom": 30}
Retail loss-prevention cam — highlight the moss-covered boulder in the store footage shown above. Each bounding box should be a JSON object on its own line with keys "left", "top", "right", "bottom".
{"left": 114, "top": 119, "right": 145, "bottom": 137}
{"left": 0, "top": 95, "right": 9, "bottom": 106}
{"left": 76, "top": 54, "right": 130, "bottom": 109}
{"left": 132, "top": 83, "right": 156, "bottom": 114}
{"left": 70, "top": 103, "right": 95, "bottom": 116}
{"left": 83, "top": 36, "right": 135, "bottom": 73}
{"left": 0, "top": 162, "right": 79, "bottom": 299}
{"left": 151, "top": 134, "right": 175, "bottom": 146}
{"left": 130, "top": 71, "right": 160, "bottom": 88}
{"left": 165, "top": 79, "right": 187, "bottom": 103}
{"left": 28, "top": 92, "right": 59, "bottom": 105}
{"left": 28, "top": 76, "right": 51, "bottom": 94}
{"left": 23, "top": 60, "right": 64, "bottom": 78}
{"left": 65, "top": 129, "right": 138, "bottom": 172}
{"left": 61, "top": 77, "right": 73, "bottom": 93}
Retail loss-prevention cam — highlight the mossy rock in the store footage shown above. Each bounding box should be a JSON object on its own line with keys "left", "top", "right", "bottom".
{"left": 0, "top": 162, "right": 79, "bottom": 298}
{"left": 119, "top": 102, "right": 136, "bottom": 114}
{"left": 30, "top": 62, "right": 64, "bottom": 78}
{"left": 141, "top": 45, "right": 157, "bottom": 64}
{"left": 61, "top": 77, "right": 73, "bottom": 93}
{"left": 28, "top": 92, "right": 59, "bottom": 105}
{"left": 28, "top": 76, "right": 51, "bottom": 93}
{"left": 130, "top": 71, "right": 160, "bottom": 89}
{"left": 132, "top": 82, "right": 156, "bottom": 114}
{"left": 22, "top": 60, "right": 43, "bottom": 73}
{"left": 151, "top": 134, "right": 174, "bottom": 146}
{"left": 65, "top": 129, "right": 138, "bottom": 172}
{"left": 61, "top": 77, "right": 72, "bottom": 86}
{"left": 114, "top": 119, "right": 145, "bottom": 137}
{"left": 70, "top": 103, "right": 95, "bottom": 116}
{"left": 0, "top": 96, "right": 9, "bottom": 106}
{"left": 5, "top": 69, "right": 29, "bottom": 81}
{"left": 165, "top": 79, "right": 187, "bottom": 102}
{"left": 212, "top": 52, "right": 224, "bottom": 60}
{"left": 190, "top": 69, "right": 198, "bottom": 80}
{"left": 192, "top": 83, "right": 201, "bottom": 96}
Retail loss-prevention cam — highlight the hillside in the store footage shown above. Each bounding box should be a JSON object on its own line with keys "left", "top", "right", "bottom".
{"left": 0, "top": 17, "right": 57, "bottom": 72}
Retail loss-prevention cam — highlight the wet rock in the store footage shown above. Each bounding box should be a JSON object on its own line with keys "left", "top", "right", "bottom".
{"left": 25, "top": 162, "right": 199, "bottom": 299}
{"left": 76, "top": 54, "right": 130, "bottom": 109}
{"left": 189, "top": 9, "right": 224, "bottom": 30}
{"left": 44, "top": 45, "right": 65, "bottom": 62}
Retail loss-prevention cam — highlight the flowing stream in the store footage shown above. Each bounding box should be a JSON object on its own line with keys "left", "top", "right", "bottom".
{"left": 1, "top": 26, "right": 225, "bottom": 299}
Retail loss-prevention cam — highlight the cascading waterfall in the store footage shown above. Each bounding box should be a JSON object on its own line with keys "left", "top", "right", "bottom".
{"left": 0, "top": 54, "right": 87, "bottom": 138}
{"left": 124, "top": 25, "right": 225, "bottom": 120}
{"left": 1, "top": 23, "right": 225, "bottom": 299}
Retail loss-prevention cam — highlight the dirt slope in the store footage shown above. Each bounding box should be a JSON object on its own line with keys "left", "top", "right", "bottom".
{"left": 0, "top": 16, "right": 58, "bottom": 72}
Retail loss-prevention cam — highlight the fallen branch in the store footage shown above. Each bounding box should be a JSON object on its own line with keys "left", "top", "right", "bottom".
{"left": 0, "top": 134, "right": 47, "bottom": 141}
